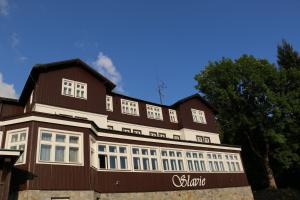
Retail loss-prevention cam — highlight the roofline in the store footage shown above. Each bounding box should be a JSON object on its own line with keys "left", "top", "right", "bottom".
{"left": 0, "top": 97, "right": 19, "bottom": 104}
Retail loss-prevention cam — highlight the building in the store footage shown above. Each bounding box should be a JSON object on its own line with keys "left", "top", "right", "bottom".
{"left": 0, "top": 59, "right": 253, "bottom": 200}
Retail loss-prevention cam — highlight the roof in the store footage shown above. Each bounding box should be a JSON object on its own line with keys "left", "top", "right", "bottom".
{"left": 0, "top": 97, "right": 19, "bottom": 104}
{"left": 19, "top": 58, "right": 116, "bottom": 104}
{"left": 172, "top": 93, "right": 218, "bottom": 113}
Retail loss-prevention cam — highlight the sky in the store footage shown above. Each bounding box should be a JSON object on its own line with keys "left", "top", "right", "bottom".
{"left": 0, "top": 0, "right": 300, "bottom": 105}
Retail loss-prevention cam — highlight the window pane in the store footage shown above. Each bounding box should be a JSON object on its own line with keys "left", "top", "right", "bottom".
{"left": 109, "top": 156, "right": 117, "bottom": 169}
{"left": 150, "top": 149, "right": 157, "bottom": 156}
{"left": 171, "top": 159, "right": 177, "bottom": 171}
{"left": 188, "top": 160, "right": 193, "bottom": 171}
{"left": 200, "top": 161, "right": 206, "bottom": 171}
{"left": 18, "top": 144, "right": 25, "bottom": 163}
{"left": 10, "top": 146, "right": 17, "bottom": 150}
{"left": 70, "top": 136, "right": 79, "bottom": 144}
{"left": 20, "top": 132, "right": 26, "bottom": 141}
{"left": 98, "top": 145, "right": 106, "bottom": 152}
{"left": 133, "top": 157, "right": 141, "bottom": 170}
{"left": 120, "top": 156, "right": 127, "bottom": 169}
{"left": 55, "top": 146, "right": 65, "bottom": 161}
{"left": 11, "top": 134, "right": 18, "bottom": 142}
{"left": 142, "top": 158, "right": 150, "bottom": 170}
{"left": 209, "top": 161, "right": 214, "bottom": 171}
{"left": 98, "top": 154, "right": 107, "bottom": 169}
{"left": 40, "top": 144, "right": 51, "bottom": 161}
{"left": 142, "top": 149, "right": 148, "bottom": 155}
{"left": 56, "top": 135, "right": 65, "bottom": 142}
{"left": 163, "top": 159, "right": 169, "bottom": 170}
{"left": 161, "top": 151, "right": 167, "bottom": 157}
{"left": 119, "top": 147, "right": 126, "bottom": 153}
{"left": 69, "top": 147, "right": 79, "bottom": 163}
{"left": 151, "top": 158, "right": 158, "bottom": 170}
{"left": 109, "top": 146, "right": 116, "bottom": 153}
{"left": 41, "top": 132, "right": 52, "bottom": 141}
{"left": 132, "top": 148, "right": 139, "bottom": 154}
{"left": 194, "top": 161, "right": 200, "bottom": 171}
{"left": 169, "top": 151, "right": 175, "bottom": 157}
{"left": 178, "top": 160, "right": 184, "bottom": 171}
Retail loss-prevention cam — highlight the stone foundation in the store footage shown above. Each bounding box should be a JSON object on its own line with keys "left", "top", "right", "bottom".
{"left": 13, "top": 186, "right": 254, "bottom": 200}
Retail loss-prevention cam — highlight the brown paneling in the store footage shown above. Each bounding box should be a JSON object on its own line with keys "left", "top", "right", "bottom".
{"left": 93, "top": 171, "right": 249, "bottom": 193}
{"left": 35, "top": 65, "right": 107, "bottom": 114}
{"left": 107, "top": 94, "right": 180, "bottom": 130}
{"left": 0, "top": 103, "right": 24, "bottom": 119}
{"left": 178, "top": 98, "right": 219, "bottom": 133}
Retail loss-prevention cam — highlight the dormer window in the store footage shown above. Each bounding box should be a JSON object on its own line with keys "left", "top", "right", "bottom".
{"left": 191, "top": 108, "right": 206, "bottom": 124}
{"left": 121, "top": 99, "right": 139, "bottom": 116}
{"left": 62, "top": 78, "right": 87, "bottom": 100}
{"left": 168, "top": 109, "right": 178, "bottom": 123}
{"left": 106, "top": 95, "right": 113, "bottom": 111}
{"left": 146, "top": 104, "right": 163, "bottom": 120}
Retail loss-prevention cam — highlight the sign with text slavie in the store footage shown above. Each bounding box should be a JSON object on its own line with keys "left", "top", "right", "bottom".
{"left": 172, "top": 174, "right": 206, "bottom": 188}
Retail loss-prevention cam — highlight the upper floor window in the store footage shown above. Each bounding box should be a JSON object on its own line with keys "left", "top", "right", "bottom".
{"left": 168, "top": 109, "right": 178, "bottom": 123}
{"left": 191, "top": 108, "right": 207, "bottom": 124}
{"left": 106, "top": 95, "right": 113, "bottom": 111}
{"left": 122, "top": 128, "right": 131, "bottom": 133}
{"left": 37, "top": 128, "right": 83, "bottom": 165}
{"left": 5, "top": 128, "right": 29, "bottom": 164}
{"left": 121, "top": 99, "right": 139, "bottom": 116}
{"left": 133, "top": 129, "right": 142, "bottom": 134}
{"left": 146, "top": 105, "right": 163, "bottom": 120}
{"left": 62, "top": 79, "right": 87, "bottom": 100}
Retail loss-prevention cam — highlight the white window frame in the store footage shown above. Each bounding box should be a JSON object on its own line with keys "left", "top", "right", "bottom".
{"left": 186, "top": 151, "right": 207, "bottom": 172}
{"left": 191, "top": 108, "right": 207, "bottom": 124}
{"left": 74, "top": 81, "right": 87, "bottom": 99}
{"left": 121, "top": 99, "right": 139, "bottom": 116}
{"left": 61, "top": 78, "right": 75, "bottom": 97}
{"left": 0, "top": 131, "right": 3, "bottom": 148}
{"left": 161, "top": 148, "right": 185, "bottom": 172}
{"left": 146, "top": 104, "right": 163, "bottom": 120}
{"left": 5, "top": 128, "right": 29, "bottom": 165}
{"left": 168, "top": 109, "right": 178, "bottom": 123}
{"left": 131, "top": 146, "right": 160, "bottom": 171}
{"left": 36, "top": 128, "right": 84, "bottom": 166}
{"left": 207, "top": 152, "right": 225, "bottom": 172}
{"left": 106, "top": 95, "right": 113, "bottom": 111}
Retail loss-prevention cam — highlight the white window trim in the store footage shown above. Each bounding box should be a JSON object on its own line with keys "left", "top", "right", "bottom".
{"left": 191, "top": 108, "right": 207, "bottom": 124}
{"left": 146, "top": 104, "right": 163, "bottom": 121}
{"left": 131, "top": 146, "right": 161, "bottom": 172}
{"left": 106, "top": 95, "right": 113, "bottom": 112}
{"left": 121, "top": 99, "right": 140, "bottom": 116}
{"left": 74, "top": 81, "right": 88, "bottom": 100}
{"left": 168, "top": 109, "right": 178, "bottom": 123}
{"left": 5, "top": 128, "right": 29, "bottom": 165}
{"left": 61, "top": 78, "right": 87, "bottom": 100}
{"left": 61, "top": 78, "right": 75, "bottom": 97}
{"left": 36, "top": 127, "right": 84, "bottom": 166}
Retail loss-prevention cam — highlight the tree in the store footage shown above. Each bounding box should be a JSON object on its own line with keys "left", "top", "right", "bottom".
{"left": 195, "top": 55, "right": 281, "bottom": 189}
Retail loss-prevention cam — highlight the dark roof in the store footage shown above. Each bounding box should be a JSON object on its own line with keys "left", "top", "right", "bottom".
{"left": 0, "top": 97, "right": 19, "bottom": 104}
{"left": 19, "top": 58, "right": 116, "bottom": 104}
{"left": 172, "top": 93, "right": 218, "bottom": 113}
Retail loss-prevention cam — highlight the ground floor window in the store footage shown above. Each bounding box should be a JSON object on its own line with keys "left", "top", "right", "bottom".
{"left": 37, "top": 128, "right": 83, "bottom": 165}
{"left": 98, "top": 144, "right": 129, "bottom": 170}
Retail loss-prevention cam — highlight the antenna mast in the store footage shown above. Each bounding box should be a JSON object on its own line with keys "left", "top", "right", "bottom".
{"left": 157, "top": 81, "right": 166, "bottom": 104}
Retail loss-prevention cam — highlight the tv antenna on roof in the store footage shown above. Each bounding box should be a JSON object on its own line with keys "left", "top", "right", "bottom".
{"left": 157, "top": 81, "right": 167, "bottom": 105}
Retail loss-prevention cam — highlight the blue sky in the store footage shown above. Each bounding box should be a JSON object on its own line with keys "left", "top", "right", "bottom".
{"left": 0, "top": 0, "right": 300, "bottom": 104}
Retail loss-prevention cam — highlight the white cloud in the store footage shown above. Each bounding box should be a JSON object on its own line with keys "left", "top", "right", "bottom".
{"left": 11, "top": 32, "right": 19, "bottom": 48}
{"left": 0, "top": 0, "right": 9, "bottom": 16}
{"left": 93, "top": 52, "right": 124, "bottom": 92}
{"left": 19, "top": 56, "right": 28, "bottom": 61}
{"left": 0, "top": 72, "right": 18, "bottom": 99}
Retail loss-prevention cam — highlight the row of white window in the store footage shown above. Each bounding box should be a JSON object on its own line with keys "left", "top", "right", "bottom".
{"left": 62, "top": 79, "right": 87, "bottom": 99}
{"left": 107, "top": 95, "right": 207, "bottom": 124}
{"left": 108, "top": 126, "right": 211, "bottom": 143}
{"left": 90, "top": 142, "right": 243, "bottom": 173}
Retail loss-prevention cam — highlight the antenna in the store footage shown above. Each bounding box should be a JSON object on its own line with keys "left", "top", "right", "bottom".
{"left": 157, "top": 81, "right": 167, "bottom": 104}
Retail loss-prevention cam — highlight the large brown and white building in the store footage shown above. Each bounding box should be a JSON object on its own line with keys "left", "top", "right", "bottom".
{"left": 0, "top": 59, "right": 253, "bottom": 200}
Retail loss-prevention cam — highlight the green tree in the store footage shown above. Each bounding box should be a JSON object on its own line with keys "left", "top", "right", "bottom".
{"left": 195, "top": 55, "right": 281, "bottom": 189}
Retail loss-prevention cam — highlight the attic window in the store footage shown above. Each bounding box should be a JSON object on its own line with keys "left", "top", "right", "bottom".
{"left": 62, "top": 79, "right": 87, "bottom": 100}
{"left": 191, "top": 108, "right": 207, "bottom": 124}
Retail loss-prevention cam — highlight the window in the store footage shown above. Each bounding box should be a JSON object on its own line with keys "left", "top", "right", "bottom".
{"left": 37, "top": 128, "right": 83, "bottom": 165}
{"left": 132, "top": 147, "right": 159, "bottom": 171}
{"left": 106, "top": 95, "right": 113, "bottom": 111}
{"left": 196, "top": 136, "right": 203, "bottom": 142}
{"left": 191, "top": 108, "right": 207, "bottom": 124}
{"left": 203, "top": 137, "right": 211, "bottom": 143}
{"left": 149, "top": 132, "right": 157, "bottom": 137}
{"left": 107, "top": 126, "right": 113, "bottom": 130}
{"left": 207, "top": 153, "right": 225, "bottom": 172}
{"left": 169, "top": 109, "right": 178, "bottom": 123}
{"left": 225, "top": 154, "right": 242, "bottom": 172}
{"left": 62, "top": 79, "right": 74, "bottom": 97}
{"left": 62, "top": 79, "right": 87, "bottom": 100}
{"left": 122, "top": 128, "right": 131, "bottom": 133}
{"left": 121, "top": 99, "right": 139, "bottom": 116}
{"left": 173, "top": 135, "right": 180, "bottom": 140}
{"left": 98, "top": 144, "right": 129, "bottom": 170}
{"left": 161, "top": 149, "right": 184, "bottom": 171}
{"left": 186, "top": 151, "right": 206, "bottom": 172}
{"left": 158, "top": 133, "right": 166, "bottom": 138}
{"left": 133, "top": 129, "right": 142, "bottom": 134}
{"left": 90, "top": 137, "right": 97, "bottom": 168}
{"left": 146, "top": 104, "right": 163, "bottom": 120}
{"left": 5, "top": 128, "right": 28, "bottom": 164}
